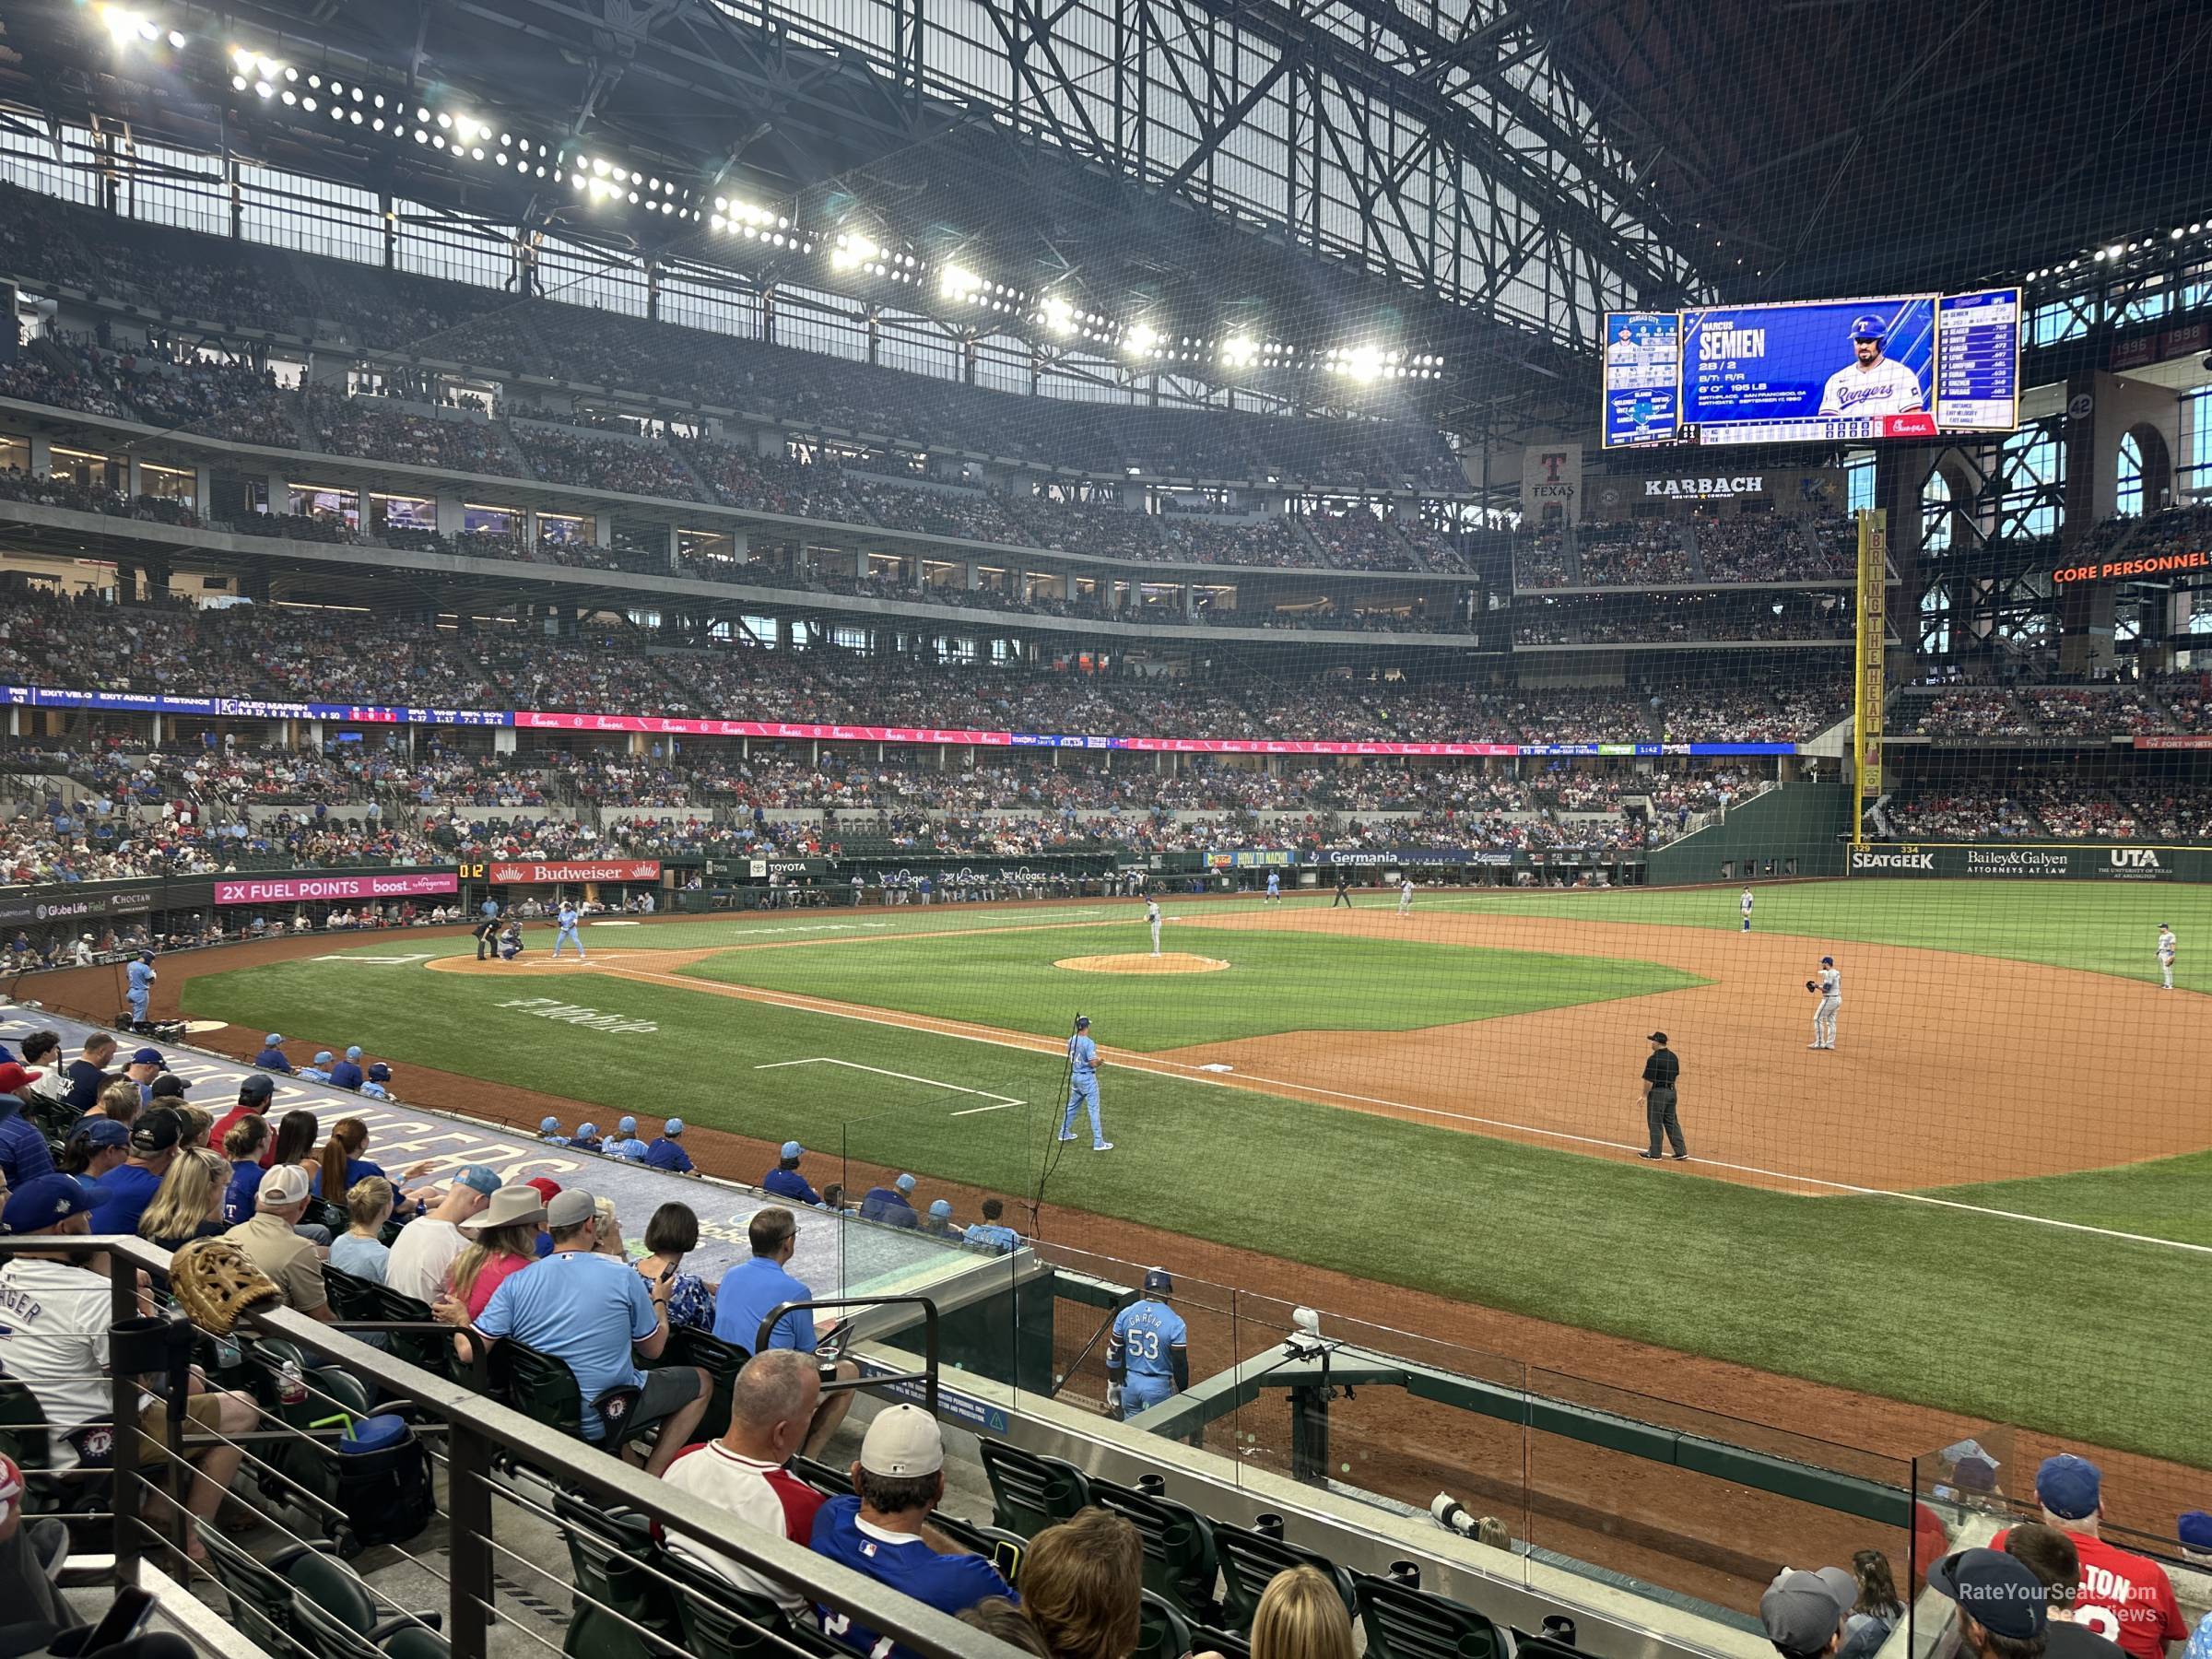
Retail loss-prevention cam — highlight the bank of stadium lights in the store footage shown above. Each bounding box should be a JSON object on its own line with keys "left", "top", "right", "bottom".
{"left": 709, "top": 195, "right": 801, "bottom": 243}
{"left": 1322, "top": 346, "right": 1443, "bottom": 382}
{"left": 830, "top": 235, "right": 917, "bottom": 282}
{"left": 939, "top": 265, "right": 1029, "bottom": 313}
{"left": 100, "top": 6, "right": 187, "bottom": 50}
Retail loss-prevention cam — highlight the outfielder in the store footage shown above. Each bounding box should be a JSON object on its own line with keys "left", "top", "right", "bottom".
{"left": 1397, "top": 877, "right": 1414, "bottom": 916}
{"left": 1107, "top": 1268, "right": 1188, "bottom": 1425}
{"left": 1058, "top": 1014, "right": 1112, "bottom": 1151}
{"left": 1265, "top": 870, "right": 1281, "bottom": 905}
{"left": 1145, "top": 896, "right": 1161, "bottom": 957}
{"left": 1807, "top": 956, "right": 1841, "bottom": 1050}
{"left": 125, "top": 952, "right": 156, "bottom": 1028}
{"left": 1818, "top": 316, "right": 1924, "bottom": 417}
{"left": 1740, "top": 887, "right": 1754, "bottom": 933}
{"left": 551, "top": 898, "right": 587, "bottom": 961}
{"left": 2158, "top": 924, "right": 2176, "bottom": 991}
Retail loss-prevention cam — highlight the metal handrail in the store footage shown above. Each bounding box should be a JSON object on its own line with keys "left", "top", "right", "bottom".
{"left": 760, "top": 1295, "right": 940, "bottom": 1414}
{"left": 1, "top": 1234, "right": 1020, "bottom": 1659}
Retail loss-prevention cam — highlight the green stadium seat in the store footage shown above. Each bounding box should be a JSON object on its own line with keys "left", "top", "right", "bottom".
{"left": 929, "top": 1509, "right": 1029, "bottom": 1583}
{"left": 488, "top": 1336, "right": 644, "bottom": 1456}
{"left": 1213, "top": 1522, "right": 1353, "bottom": 1633}
{"left": 1136, "top": 1591, "right": 1194, "bottom": 1659}
{"left": 0, "top": 1377, "right": 62, "bottom": 1513}
{"left": 553, "top": 1492, "right": 687, "bottom": 1659}
{"left": 665, "top": 1546, "right": 844, "bottom": 1659}
{"left": 199, "top": 1527, "right": 312, "bottom": 1653}
{"left": 788, "top": 1453, "right": 852, "bottom": 1498}
{"left": 284, "top": 1546, "right": 445, "bottom": 1659}
{"left": 323, "top": 1265, "right": 382, "bottom": 1323}
{"left": 1089, "top": 1477, "right": 1219, "bottom": 1619}
{"left": 978, "top": 1440, "right": 1090, "bottom": 1538}
{"left": 381, "top": 1628, "right": 454, "bottom": 1659}
{"left": 371, "top": 1284, "right": 456, "bottom": 1382}
{"left": 661, "top": 1324, "right": 750, "bottom": 1443}
{"left": 1352, "top": 1573, "right": 1508, "bottom": 1659}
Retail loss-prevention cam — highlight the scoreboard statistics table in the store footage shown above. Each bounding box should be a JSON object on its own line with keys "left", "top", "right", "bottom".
{"left": 1602, "top": 288, "right": 2019, "bottom": 448}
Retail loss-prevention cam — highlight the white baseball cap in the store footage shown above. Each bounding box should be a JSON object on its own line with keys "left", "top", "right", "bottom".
{"left": 859, "top": 1405, "right": 944, "bottom": 1478}
{"left": 260, "top": 1165, "right": 312, "bottom": 1206}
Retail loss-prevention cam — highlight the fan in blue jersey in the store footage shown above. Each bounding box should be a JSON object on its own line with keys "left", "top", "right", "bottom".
{"left": 810, "top": 1405, "right": 1013, "bottom": 1659}
{"left": 1107, "top": 1268, "right": 1189, "bottom": 1423}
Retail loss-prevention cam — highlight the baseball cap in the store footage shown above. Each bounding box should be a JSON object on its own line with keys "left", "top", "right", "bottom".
{"left": 1, "top": 1175, "right": 109, "bottom": 1235}
{"left": 313, "top": 1051, "right": 335, "bottom": 1067}
{"left": 454, "top": 1164, "right": 502, "bottom": 1196}
{"left": 465, "top": 1185, "right": 547, "bottom": 1234}
{"left": 540, "top": 1116, "right": 561, "bottom": 1135}
{"left": 1759, "top": 1567, "right": 1856, "bottom": 1654}
{"left": 894, "top": 1173, "right": 915, "bottom": 1194}
{"left": 239, "top": 1075, "right": 275, "bottom": 1102}
{"left": 577, "top": 1123, "right": 599, "bottom": 1139}
{"left": 1850, "top": 314, "right": 1887, "bottom": 340}
{"left": 148, "top": 1074, "right": 188, "bottom": 1100}
{"left": 1926, "top": 1549, "right": 2047, "bottom": 1641}
{"left": 1143, "top": 1267, "right": 1173, "bottom": 1295}
{"left": 129, "top": 1112, "right": 182, "bottom": 1156}
{"left": 260, "top": 1165, "right": 312, "bottom": 1206}
{"left": 781, "top": 1140, "right": 804, "bottom": 1160}
{"left": 859, "top": 1404, "right": 945, "bottom": 1478}
{"left": 1820, "top": 956, "right": 1834, "bottom": 966}
{"left": 130, "top": 1048, "right": 165, "bottom": 1067}
{"left": 928, "top": 1199, "right": 952, "bottom": 1219}
{"left": 0, "top": 1064, "right": 37, "bottom": 1096}
{"left": 663, "top": 1118, "right": 685, "bottom": 1136}
{"left": 546, "top": 1189, "right": 596, "bottom": 1229}
{"left": 76, "top": 1118, "right": 130, "bottom": 1150}
{"left": 1074, "top": 1014, "right": 1090, "bottom": 1029}
{"left": 524, "top": 1177, "right": 563, "bottom": 1203}
{"left": 346, "top": 1046, "right": 363, "bottom": 1061}
{"left": 618, "top": 1116, "right": 637, "bottom": 1135}
{"left": 367, "top": 1064, "right": 391, "bottom": 1082}
{"left": 2036, "top": 1454, "right": 2101, "bottom": 1520}
{"left": 1648, "top": 1030, "right": 1667, "bottom": 1042}
{"left": 2178, "top": 1511, "right": 2212, "bottom": 1557}
{"left": 265, "top": 1033, "right": 284, "bottom": 1045}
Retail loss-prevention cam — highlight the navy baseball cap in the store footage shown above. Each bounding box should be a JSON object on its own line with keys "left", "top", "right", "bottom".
{"left": 781, "top": 1140, "right": 804, "bottom": 1159}
{"left": 367, "top": 1064, "right": 391, "bottom": 1082}
{"left": 663, "top": 1118, "right": 685, "bottom": 1135}
{"left": 238, "top": 1075, "right": 275, "bottom": 1101}
{"left": 1926, "top": 1549, "right": 2047, "bottom": 1641}
{"left": 1143, "top": 1267, "right": 1173, "bottom": 1295}
{"left": 1074, "top": 1014, "right": 1090, "bottom": 1029}
{"left": 2178, "top": 1511, "right": 2212, "bottom": 1553}
{"left": 1849, "top": 314, "right": 1887, "bottom": 341}
{"left": 2036, "top": 1454, "right": 2101, "bottom": 1520}
{"left": 75, "top": 1119, "right": 130, "bottom": 1150}
{"left": 129, "top": 1048, "right": 164, "bottom": 1067}
{"left": 2, "top": 1175, "right": 109, "bottom": 1234}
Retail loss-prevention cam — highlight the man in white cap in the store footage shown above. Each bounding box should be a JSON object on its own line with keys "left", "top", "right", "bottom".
{"left": 810, "top": 1404, "right": 1013, "bottom": 1659}
{"left": 226, "top": 1164, "right": 335, "bottom": 1322}
{"left": 471, "top": 1189, "right": 710, "bottom": 1476}
{"left": 1760, "top": 1566, "right": 1858, "bottom": 1659}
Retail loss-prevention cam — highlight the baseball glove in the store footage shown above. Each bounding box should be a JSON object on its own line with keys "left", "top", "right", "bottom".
{"left": 1806, "top": 980, "right": 1819, "bottom": 993}
{"left": 170, "top": 1238, "right": 282, "bottom": 1335}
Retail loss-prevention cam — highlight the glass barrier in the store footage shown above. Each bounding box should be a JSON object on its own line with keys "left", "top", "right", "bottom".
{"left": 1909, "top": 1426, "right": 2019, "bottom": 1656}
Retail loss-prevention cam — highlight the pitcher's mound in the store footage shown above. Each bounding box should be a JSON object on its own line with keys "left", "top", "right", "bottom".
{"left": 1054, "top": 953, "right": 1230, "bottom": 975}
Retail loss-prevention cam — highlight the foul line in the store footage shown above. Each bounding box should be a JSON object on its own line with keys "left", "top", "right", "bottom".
{"left": 754, "top": 1056, "right": 1022, "bottom": 1114}
{"left": 606, "top": 964, "right": 2211, "bottom": 1255}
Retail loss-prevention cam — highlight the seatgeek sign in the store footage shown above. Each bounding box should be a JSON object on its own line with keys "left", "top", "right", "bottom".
{"left": 1, "top": 686, "right": 1796, "bottom": 759}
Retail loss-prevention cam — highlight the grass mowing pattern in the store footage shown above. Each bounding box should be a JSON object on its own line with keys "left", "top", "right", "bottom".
{"left": 1418, "top": 879, "right": 2212, "bottom": 990}
{"left": 678, "top": 924, "right": 1704, "bottom": 1049}
{"left": 182, "top": 947, "right": 2212, "bottom": 1463}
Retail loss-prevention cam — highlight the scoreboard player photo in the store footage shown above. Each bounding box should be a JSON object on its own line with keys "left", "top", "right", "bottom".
{"left": 1818, "top": 314, "right": 1927, "bottom": 417}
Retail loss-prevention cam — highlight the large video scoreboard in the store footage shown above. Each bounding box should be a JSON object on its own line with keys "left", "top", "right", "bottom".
{"left": 1602, "top": 288, "right": 2019, "bottom": 449}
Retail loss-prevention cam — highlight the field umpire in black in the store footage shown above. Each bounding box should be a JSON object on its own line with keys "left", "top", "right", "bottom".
{"left": 1331, "top": 873, "right": 1352, "bottom": 908}
{"left": 1639, "top": 1030, "right": 1687, "bottom": 1160}
{"left": 474, "top": 908, "right": 503, "bottom": 961}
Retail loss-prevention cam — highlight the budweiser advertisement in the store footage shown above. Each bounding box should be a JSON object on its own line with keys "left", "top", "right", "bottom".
{"left": 215, "top": 872, "right": 459, "bottom": 907}
{"left": 488, "top": 861, "right": 663, "bottom": 885}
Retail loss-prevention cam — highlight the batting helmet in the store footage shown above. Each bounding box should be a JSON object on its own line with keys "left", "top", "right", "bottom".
{"left": 1143, "top": 1268, "right": 1173, "bottom": 1296}
{"left": 1074, "top": 1014, "right": 1090, "bottom": 1030}
{"left": 1821, "top": 955, "right": 1834, "bottom": 965}
{"left": 1848, "top": 314, "right": 1887, "bottom": 343}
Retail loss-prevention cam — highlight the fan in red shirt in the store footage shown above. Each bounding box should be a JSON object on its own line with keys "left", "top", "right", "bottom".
{"left": 658, "top": 1349, "right": 828, "bottom": 1618}
{"left": 1990, "top": 1457, "right": 2187, "bottom": 1659}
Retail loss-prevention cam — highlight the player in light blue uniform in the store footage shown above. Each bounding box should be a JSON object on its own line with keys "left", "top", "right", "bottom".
{"left": 551, "top": 900, "right": 587, "bottom": 961}
{"left": 1108, "top": 1268, "right": 1188, "bottom": 1422}
{"left": 125, "top": 952, "right": 156, "bottom": 1027}
{"left": 1057, "top": 1014, "right": 1112, "bottom": 1151}
{"left": 1740, "top": 887, "right": 1754, "bottom": 934}
{"left": 1265, "top": 870, "right": 1281, "bottom": 905}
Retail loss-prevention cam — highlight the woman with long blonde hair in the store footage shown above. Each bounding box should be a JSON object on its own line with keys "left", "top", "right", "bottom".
{"left": 137, "top": 1148, "right": 230, "bottom": 1253}
{"left": 1248, "top": 1567, "right": 1355, "bottom": 1659}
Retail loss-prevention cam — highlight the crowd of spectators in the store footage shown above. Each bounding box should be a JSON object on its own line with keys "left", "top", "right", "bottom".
{"left": 300, "top": 387, "right": 522, "bottom": 477}
{"left": 1885, "top": 786, "right": 2047, "bottom": 841}
{"left": 1693, "top": 515, "right": 1853, "bottom": 582}
{"left": 1301, "top": 512, "right": 1421, "bottom": 571}
{"left": 1513, "top": 593, "right": 1852, "bottom": 646}
{"left": 1576, "top": 521, "right": 1692, "bottom": 585}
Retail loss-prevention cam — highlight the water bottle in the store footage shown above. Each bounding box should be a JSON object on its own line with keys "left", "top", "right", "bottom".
{"left": 278, "top": 1359, "right": 307, "bottom": 1406}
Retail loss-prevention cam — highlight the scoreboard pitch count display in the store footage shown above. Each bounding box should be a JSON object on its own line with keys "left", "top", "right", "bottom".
{"left": 1601, "top": 288, "right": 2019, "bottom": 449}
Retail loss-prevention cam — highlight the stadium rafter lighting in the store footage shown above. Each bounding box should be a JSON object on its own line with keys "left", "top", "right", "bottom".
{"left": 100, "top": 6, "right": 179, "bottom": 47}
{"left": 1219, "top": 335, "right": 1260, "bottom": 369}
{"left": 1124, "top": 323, "right": 1159, "bottom": 358}
{"left": 1038, "top": 296, "right": 1076, "bottom": 335}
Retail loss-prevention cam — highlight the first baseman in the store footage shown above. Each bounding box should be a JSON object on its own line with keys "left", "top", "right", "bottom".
{"left": 1807, "top": 956, "right": 1841, "bottom": 1049}
{"left": 552, "top": 899, "right": 587, "bottom": 961}
{"left": 2158, "top": 924, "right": 2176, "bottom": 991}
{"left": 1058, "top": 1014, "right": 1111, "bottom": 1151}
{"left": 1740, "top": 887, "right": 1754, "bottom": 933}
{"left": 125, "top": 952, "right": 156, "bottom": 1027}
{"left": 1819, "top": 315, "right": 1924, "bottom": 417}
{"left": 1145, "top": 897, "right": 1161, "bottom": 957}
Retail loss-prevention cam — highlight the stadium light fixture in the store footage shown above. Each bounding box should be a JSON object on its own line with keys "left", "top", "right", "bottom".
{"left": 1124, "top": 323, "right": 1159, "bottom": 358}
{"left": 1039, "top": 296, "right": 1076, "bottom": 335}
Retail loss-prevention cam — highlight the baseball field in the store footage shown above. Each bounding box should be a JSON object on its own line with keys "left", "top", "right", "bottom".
{"left": 157, "top": 879, "right": 2212, "bottom": 1465}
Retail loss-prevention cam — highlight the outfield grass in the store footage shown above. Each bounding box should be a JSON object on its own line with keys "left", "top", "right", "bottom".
{"left": 182, "top": 944, "right": 2212, "bottom": 1464}
{"left": 1418, "top": 879, "right": 2212, "bottom": 990}
{"left": 679, "top": 924, "right": 1703, "bottom": 1048}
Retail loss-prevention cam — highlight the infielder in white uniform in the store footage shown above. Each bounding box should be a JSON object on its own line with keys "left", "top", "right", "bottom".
{"left": 1809, "top": 955, "right": 1841, "bottom": 1050}
{"left": 1145, "top": 896, "right": 1161, "bottom": 957}
{"left": 1740, "top": 887, "right": 1754, "bottom": 933}
{"left": 1818, "top": 317, "right": 1924, "bottom": 417}
{"left": 2157, "top": 924, "right": 2176, "bottom": 991}
{"left": 1397, "top": 877, "right": 1414, "bottom": 916}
